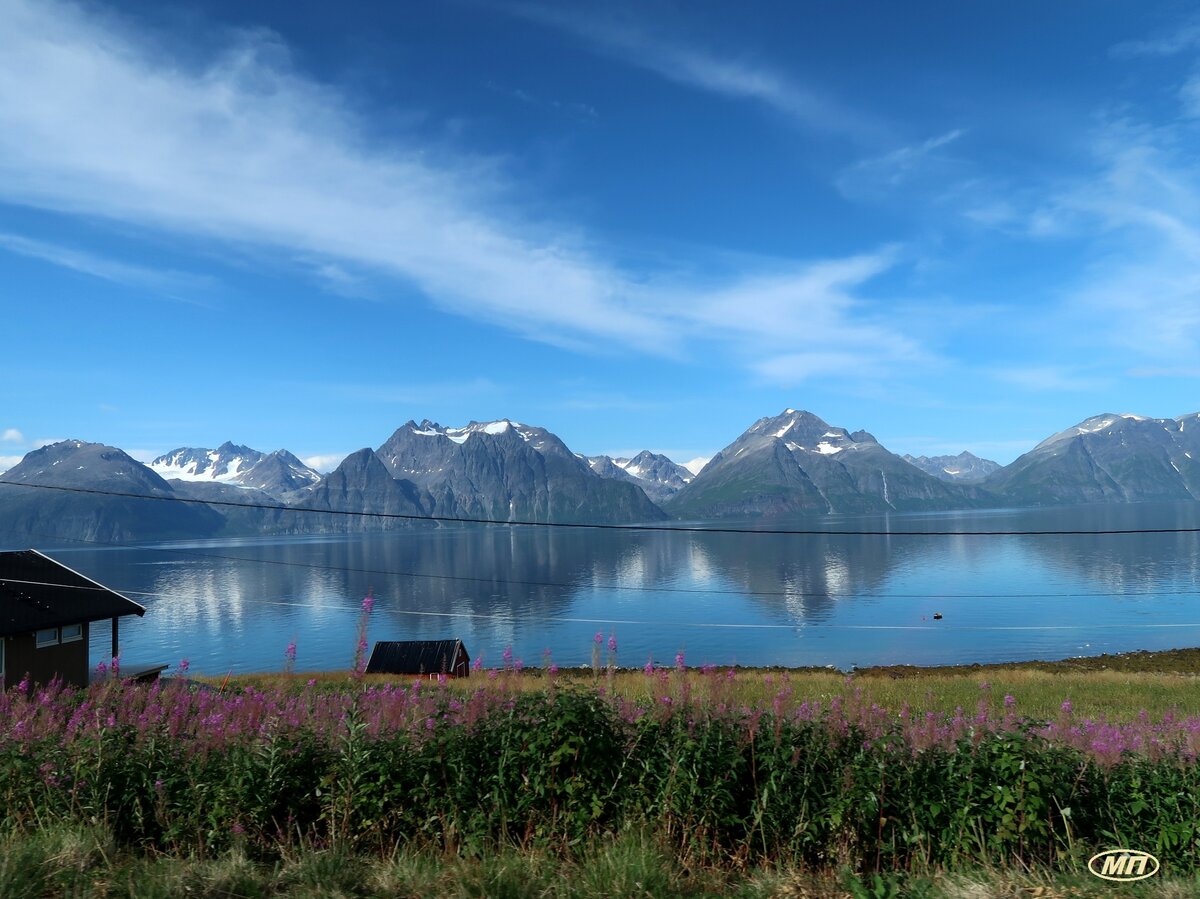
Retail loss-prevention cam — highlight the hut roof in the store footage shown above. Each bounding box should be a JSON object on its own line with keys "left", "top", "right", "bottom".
{"left": 0, "top": 549, "right": 145, "bottom": 638}
{"left": 366, "top": 639, "right": 468, "bottom": 675}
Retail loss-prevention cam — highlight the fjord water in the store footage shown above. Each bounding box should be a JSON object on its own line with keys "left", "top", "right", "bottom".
{"left": 53, "top": 502, "right": 1200, "bottom": 676}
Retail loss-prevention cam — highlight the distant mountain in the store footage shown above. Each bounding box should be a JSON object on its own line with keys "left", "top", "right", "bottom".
{"left": 585, "top": 451, "right": 693, "bottom": 504}
{"left": 287, "top": 448, "right": 430, "bottom": 533}
{"left": 376, "top": 420, "right": 666, "bottom": 523}
{"left": 667, "top": 409, "right": 989, "bottom": 518}
{"left": 10, "top": 410, "right": 1200, "bottom": 545}
{"left": 983, "top": 412, "right": 1200, "bottom": 504}
{"left": 902, "top": 451, "right": 1000, "bottom": 483}
{"left": 0, "top": 440, "right": 223, "bottom": 545}
{"left": 150, "top": 442, "right": 320, "bottom": 502}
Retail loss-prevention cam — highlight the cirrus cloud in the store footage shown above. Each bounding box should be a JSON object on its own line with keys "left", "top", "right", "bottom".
{"left": 0, "top": 0, "right": 933, "bottom": 388}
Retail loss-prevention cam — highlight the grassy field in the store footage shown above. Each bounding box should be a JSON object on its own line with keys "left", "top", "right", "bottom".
{"left": 215, "top": 644, "right": 1200, "bottom": 723}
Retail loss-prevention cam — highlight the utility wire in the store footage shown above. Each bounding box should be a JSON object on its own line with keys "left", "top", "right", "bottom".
{"left": 7, "top": 480, "right": 1200, "bottom": 536}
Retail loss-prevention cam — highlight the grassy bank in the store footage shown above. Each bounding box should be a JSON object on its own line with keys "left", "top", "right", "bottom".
{"left": 5, "top": 824, "right": 1200, "bottom": 898}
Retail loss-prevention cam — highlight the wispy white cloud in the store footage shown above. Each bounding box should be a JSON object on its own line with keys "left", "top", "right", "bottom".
{"left": 1, "top": 428, "right": 23, "bottom": 442}
{"left": 0, "top": 0, "right": 931, "bottom": 389}
{"left": 1026, "top": 120, "right": 1200, "bottom": 357}
{"left": 302, "top": 453, "right": 346, "bottom": 472}
{"left": 1127, "top": 365, "right": 1200, "bottom": 378}
{"left": 0, "top": 233, "right": 212, "bottom": 298}
{"left": 0, "top": 0, "right": 671, "bottom": 354}
{"left": 485, "top": 81, "right": 598, "bottom": 120}
{"left": 665, "top": 251, "right": 931, "bottom": 384}
{"left": 836, "top": 129, "right": 965, "bottom": 199}
{"left": 1111, "top": 16, "right": 1200, "bottom": 58}
{"left": 506, "top": 3, "right": 883, "bottom": 142}
{"left": 992, "top": 366, "right": 1111, "bottom": 393}
{"left": 0, "top": 454, "right": 24, "bottom": 473}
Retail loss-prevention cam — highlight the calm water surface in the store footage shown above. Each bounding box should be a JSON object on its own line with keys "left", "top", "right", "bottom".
{"left": 42, "top": 503, "right": 1200, "bottom": 676}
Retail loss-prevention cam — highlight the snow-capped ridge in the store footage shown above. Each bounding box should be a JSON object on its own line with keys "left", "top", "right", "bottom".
{"left": 149, "top": 442, "right": 319, "bottom": 499}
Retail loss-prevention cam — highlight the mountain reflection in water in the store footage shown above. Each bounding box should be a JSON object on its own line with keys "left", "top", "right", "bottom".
{"left": 39, "top": 502, "right": 1200, "bottom": 676}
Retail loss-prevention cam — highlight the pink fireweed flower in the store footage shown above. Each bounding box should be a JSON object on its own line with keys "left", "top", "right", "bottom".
{"left": 1061, "top": 699, "right": 1073, "bottom": 714}
{"left": 1004, "top": 694, "right": 1016, "bottom": 708}
{"left": 361, "top": 591, "right": 375, "bottom": 613}
{"left": 95, "top": 661, "right": 107, "bottom": 677}
{"left": 502, "top": 645, "right": 513, "bottom": 665}
{"left": 643, "top": 658, "right": 654, "bottom": 676}
{"left": 514, "top": 658, "right": 524, "bottom": 672}
{"left": 177, "top": 658, "right": 190, "bottom": 676}
{"left": 675, "top": 651, "right": 685, "bottom": 671}
{"left": 472, "top": 655, "right": 483, "bottom": 672}
{"left": 594, "top": 631, "right": 604, "bottom": 645}
{"left": 608, "top": 634, "right": 617, "bottom": 653}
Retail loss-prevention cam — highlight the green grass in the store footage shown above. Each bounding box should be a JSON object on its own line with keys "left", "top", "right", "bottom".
{"left": 214, "top": 644, "right": 1200, "bottom": 723}
{"left": 5, "top": 824, "right": 1200, "bottom": 898}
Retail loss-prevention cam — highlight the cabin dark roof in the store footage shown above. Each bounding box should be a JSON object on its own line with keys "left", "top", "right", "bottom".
{"left": 366, "top": 639, "right": 468, "bottom": 675}
{"left": 0, "top": 549, "right": 145, "bottom": 638}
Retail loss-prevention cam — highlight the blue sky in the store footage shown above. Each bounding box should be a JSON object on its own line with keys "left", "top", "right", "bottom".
{"left": 2, "top": 0, "right": 1200, "bottom": 473}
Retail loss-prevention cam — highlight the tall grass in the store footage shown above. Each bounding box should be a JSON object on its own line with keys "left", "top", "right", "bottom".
{"left": 4, "top": 664, "right": 1200, "bottom": 876}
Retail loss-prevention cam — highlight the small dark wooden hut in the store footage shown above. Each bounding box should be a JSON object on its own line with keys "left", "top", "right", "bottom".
{"left": 366, "top": 639, "right": 470, "bottom": 678}
{"left": 0, "top": 549, "right": 149, "bottom": 687}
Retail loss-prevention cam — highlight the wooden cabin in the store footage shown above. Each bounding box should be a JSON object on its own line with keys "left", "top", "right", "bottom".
{"left": 0, "top": 549, "right": 150, "bottom": 687}
{"left": 366, "top": 639, "right": 470, "bottom": 678}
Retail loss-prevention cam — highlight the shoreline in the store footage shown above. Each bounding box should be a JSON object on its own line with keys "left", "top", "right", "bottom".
{"left": 200, "top": 645, "right": 1200, "bottom": 684}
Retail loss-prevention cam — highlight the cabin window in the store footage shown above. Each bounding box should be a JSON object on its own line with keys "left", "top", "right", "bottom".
{"left": 61, "top": 623, "right": 83, "bottom": 643}
{"left": 35, "top": 627, "right": 59, "bottom": 648}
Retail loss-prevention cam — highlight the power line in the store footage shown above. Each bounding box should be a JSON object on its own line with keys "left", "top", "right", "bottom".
{"left": 7, "top": 479, "right": 1200, "bottom": 536}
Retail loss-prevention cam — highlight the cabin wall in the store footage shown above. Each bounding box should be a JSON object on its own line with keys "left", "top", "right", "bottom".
{"left": 4, "top": 622, "right": 90, "bottom": 687}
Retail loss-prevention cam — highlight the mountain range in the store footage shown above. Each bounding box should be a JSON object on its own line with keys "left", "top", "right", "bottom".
{"left": 4, "top": 408, "right": 1200, "bottom": 544}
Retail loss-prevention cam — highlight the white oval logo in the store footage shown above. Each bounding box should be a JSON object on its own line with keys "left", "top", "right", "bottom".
{"left": 1088, "top": 849, "right": 1160, "bottom": 881}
